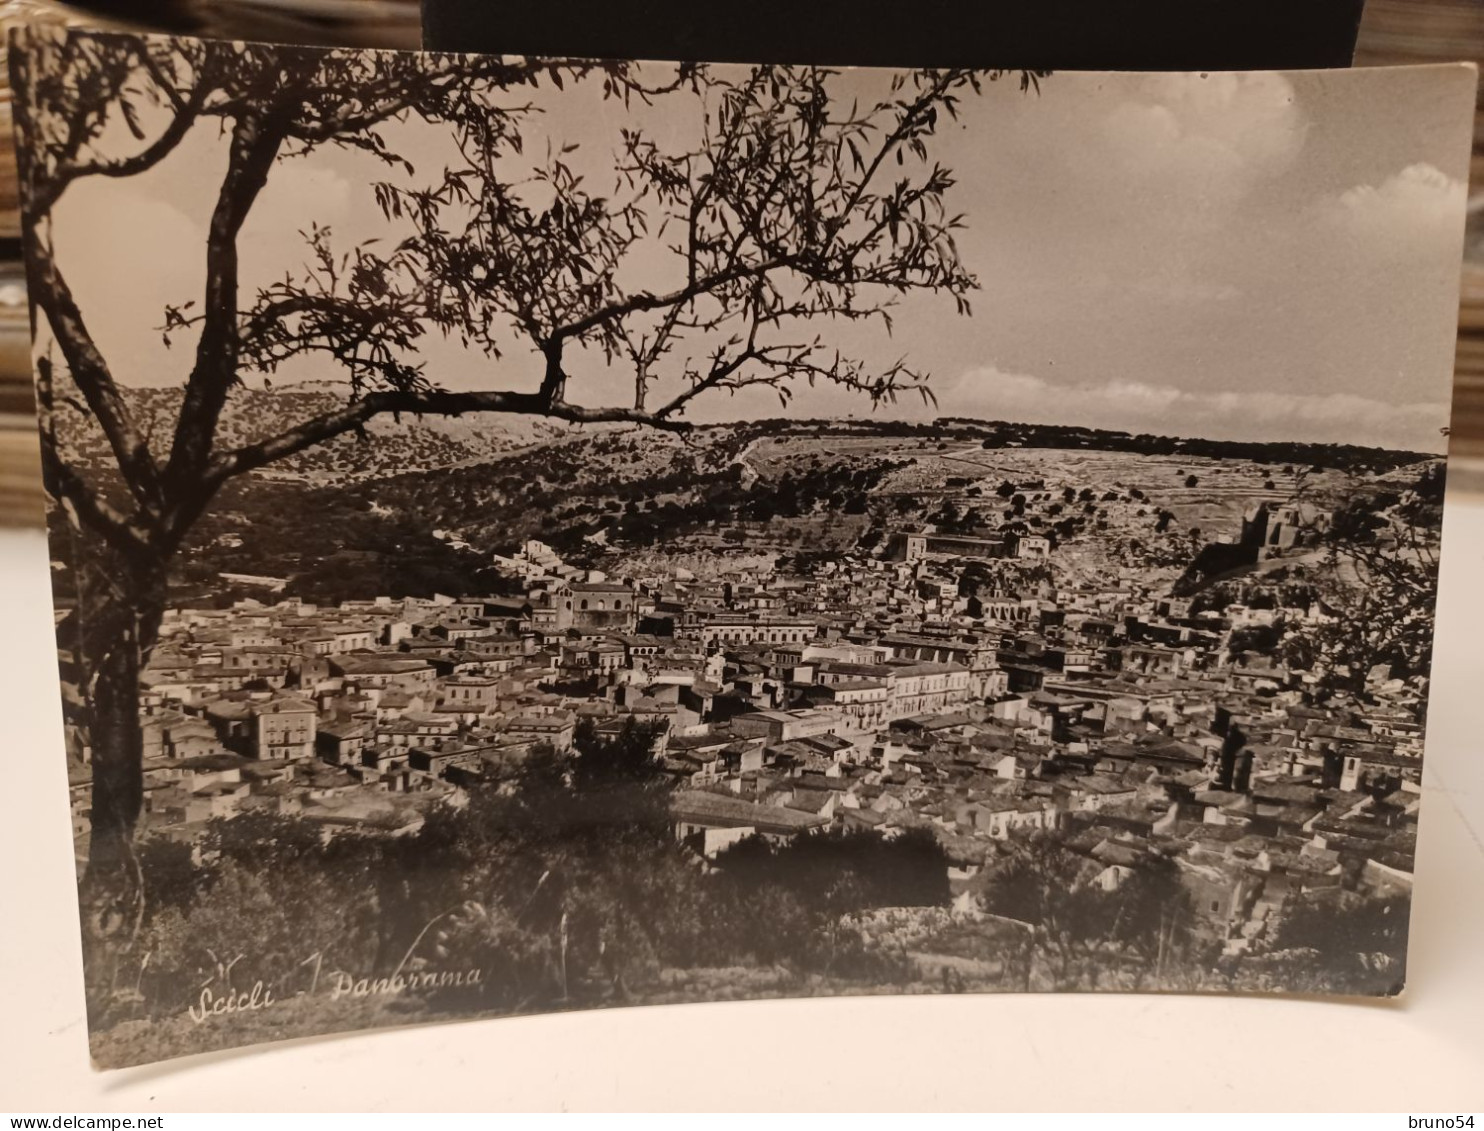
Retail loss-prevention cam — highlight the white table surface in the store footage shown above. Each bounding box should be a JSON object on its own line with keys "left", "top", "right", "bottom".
{"left": 0, "top": 491, "right": 1481, "bottom": 1113}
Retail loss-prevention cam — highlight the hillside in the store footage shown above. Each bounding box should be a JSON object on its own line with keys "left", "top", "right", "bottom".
{"left": 157, "top": 414, "right": 1441, "bottom": 605}
{"left": 67, "top": 384, "right": 571, "bottom": 483}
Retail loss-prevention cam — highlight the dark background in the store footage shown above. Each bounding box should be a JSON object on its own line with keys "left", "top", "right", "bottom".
{"left": 420, "top": 0, "right": 1366, "bottom": 70}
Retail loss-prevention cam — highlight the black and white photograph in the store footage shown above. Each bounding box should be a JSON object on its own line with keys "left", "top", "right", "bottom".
{"left": 9, "top": 26, "right": 1475, "bottom": 1068}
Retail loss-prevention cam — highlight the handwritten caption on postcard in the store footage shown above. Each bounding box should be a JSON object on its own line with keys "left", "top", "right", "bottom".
{"left": 187, "top": 951, "right": 483, "bottom": 1024}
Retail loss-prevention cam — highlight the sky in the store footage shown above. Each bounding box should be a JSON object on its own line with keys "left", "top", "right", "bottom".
{"left": 43, "top": 51, "right": 1478, "bottom": 453}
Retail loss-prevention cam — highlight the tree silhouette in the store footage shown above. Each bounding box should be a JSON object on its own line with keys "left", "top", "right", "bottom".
{"left": 1282, "top": 465, "right": 1442, "bottom": 695}
{"left": 980, "top": 835, "right": 1193, "bottom": 987}
{"left": 16, "top": 31, "right": 615, "bottom": 995}
{"left": 14, "top": 25, "right": 1040, "bottom": 999}
{"left": 980, "top": 835, "right": 1094, "bottom": 983}
{"left": 1275, "top": 891, "right": 1410, "bottom": 995}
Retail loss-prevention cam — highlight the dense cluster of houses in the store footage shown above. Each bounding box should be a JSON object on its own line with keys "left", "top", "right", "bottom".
{"left": 70, "top": 498, "right": 1424, "bottom": 957}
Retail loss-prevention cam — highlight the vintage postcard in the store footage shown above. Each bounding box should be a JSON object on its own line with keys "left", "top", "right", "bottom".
{"left": 8, "top": 27, "right": 1474, "bottom": 1067}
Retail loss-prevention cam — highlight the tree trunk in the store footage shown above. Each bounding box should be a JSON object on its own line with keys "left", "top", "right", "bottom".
{"left": 66, "top": 528, "right": 168, "bottom": 1021}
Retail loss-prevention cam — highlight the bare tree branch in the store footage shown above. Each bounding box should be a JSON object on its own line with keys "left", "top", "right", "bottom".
{"left": 26, "top": 240, "right": 165, "bottom": 517}
{"left": 191, "top": 385, "right": 691, "bottom": 525}
{"left": 163, "top": 109, "right": 287, "bottom": 489}
{"left": 34, "top": 73, "right": 208, "bottom": 215}
{"left": 34, "top": 357, "right": 144, "bottom": 552}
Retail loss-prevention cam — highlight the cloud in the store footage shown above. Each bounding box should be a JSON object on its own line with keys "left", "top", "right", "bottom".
{"left": 1089, "top": 71, "right": 1306, "bottom": 209}
{"left": 938, "top": 367, "right": 1449, "bottom": 453}
{"left": 1126, "top": 270, "right": 1241, "bottom": 306}
{"left": 51, "top": 187, "right": 207, "bottom": 384}
{"left": 256, "top": 159, "right": 354, "bottom": 221}
{"left": 240, "top": 159, "right": 356, "bottom": 287}
{"left": 1319, "top": 163, "right": 1467, "bottom": 248}
{"left": 47, "top": 149, "right": 362, "bottom": 388}
{"left": 56, "top": 187, "right": 203, "bottom": 276}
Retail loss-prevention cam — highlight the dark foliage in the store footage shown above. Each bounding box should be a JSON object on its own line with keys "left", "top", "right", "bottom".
{"left": 713, "top": 826, "right": 952, "bottom": 911}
